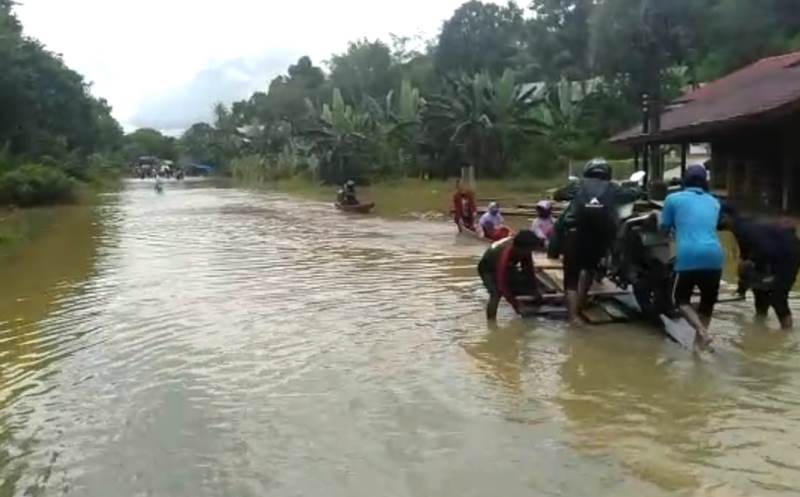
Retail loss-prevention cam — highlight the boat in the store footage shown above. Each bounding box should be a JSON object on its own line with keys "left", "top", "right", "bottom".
{"left": 335, "top": 202, "right": 375, "bottom": 213}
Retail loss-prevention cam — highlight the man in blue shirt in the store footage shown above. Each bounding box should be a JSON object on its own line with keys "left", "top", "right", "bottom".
{"left": 660, "top": 164, "right": 724, "bottom": 349}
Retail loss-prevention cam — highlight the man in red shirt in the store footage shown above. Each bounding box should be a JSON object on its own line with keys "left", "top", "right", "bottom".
{"left": 452, "top": 179, "right": 477, "bottom": 232}
{"left": 477, "top": 230, "right": 542, "bottom": 320}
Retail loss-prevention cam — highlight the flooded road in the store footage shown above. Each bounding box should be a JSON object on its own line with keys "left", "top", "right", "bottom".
{"left": 2, "top": 179, "right": 800, "bottom": 496}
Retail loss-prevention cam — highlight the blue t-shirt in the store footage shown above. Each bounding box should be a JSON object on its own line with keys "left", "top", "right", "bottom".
{"left": 660, "top": 187, "right": 724, "bottom": 272}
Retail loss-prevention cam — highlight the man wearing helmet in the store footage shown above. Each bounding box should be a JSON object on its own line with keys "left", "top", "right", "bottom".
{"left": 337, "top": 180, "right": 360, "bottom": 206}
{"left": 551, "top": 158, "right": 640, "bottom": 322}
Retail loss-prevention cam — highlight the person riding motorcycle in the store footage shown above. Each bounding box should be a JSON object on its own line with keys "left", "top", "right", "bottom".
{"left": 550, "top": 158, "right": 640, "bottom": 322}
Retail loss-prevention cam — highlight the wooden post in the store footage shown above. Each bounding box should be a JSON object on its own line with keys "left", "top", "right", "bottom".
{"left": 680, "top": 142, "right": 688, "bottom": 177}
{"left": 782, "top": 155, "right": 792, "bottom": 213}
{"left": 634, "top": 147, "right": 641, "bottom": 171}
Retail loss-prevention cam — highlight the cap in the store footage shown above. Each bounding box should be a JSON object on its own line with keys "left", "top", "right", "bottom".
{"left": 684, "top": 164, "right": 708, "bottom": 182}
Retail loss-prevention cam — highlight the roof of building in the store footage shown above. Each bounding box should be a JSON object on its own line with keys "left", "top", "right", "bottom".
{"left": 611, "top": 51, "right": 800, "bottom": 144}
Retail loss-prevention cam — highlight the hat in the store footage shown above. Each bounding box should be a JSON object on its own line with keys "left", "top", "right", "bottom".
{"left": 536, "top": 200, "right": 552, "bottom": 211}
{"left": 488, "top": 202, "right": 500, "bottom": 213}
{"left": 684, "top": 164, "right": 708, "bottom": 182}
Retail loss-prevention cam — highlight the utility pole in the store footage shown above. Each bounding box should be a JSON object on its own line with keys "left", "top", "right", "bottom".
{"left": 641, "top": 0, "right": 664, "bottom": 186}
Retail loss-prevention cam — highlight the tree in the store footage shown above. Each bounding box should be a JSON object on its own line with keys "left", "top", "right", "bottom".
{"left": 590, "top": 0, "right": 701, "bottom": 108}
{"left": 435, "top": 1, "right": 524, "bottom": 76}
{"left": 524, "top": 0, "right": 594, "bottom": 81}
{"left": 254, "top": 56, "right": 327, "bottom": 125}
{"left": 329, "top": 40, "right": 398, "bottom": 103}
{"left": 0, "top": 0, "right": 123, "bottom": 163}
{"left": 179, "top": 123, "right": 217, "bottom": 165}
{"left": 123, "top": 129, "right": 177, "bottom": 162}
{"left": 305, "top": 88, "right": 375, "bottom": 183}
{"left": 423, "top": 70, "right": 543, "bottom": 177}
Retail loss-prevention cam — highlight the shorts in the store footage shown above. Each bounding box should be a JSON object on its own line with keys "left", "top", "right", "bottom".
{"left": 563, "top": 230, "right": 609, "bottom": 291}
{"left": 478, "top": 267, "right": 538, "bottom": 299}
{"left": 753, "top": 243, "right": 800, "bottom": 319}
{"left": 479, "top": 267, "right": 499, "bottom": 298}
{"left": 672, "top": 269, "right": 722, "bottom": 317}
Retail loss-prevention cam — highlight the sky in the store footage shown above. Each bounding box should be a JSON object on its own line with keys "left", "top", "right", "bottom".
{"left": 15, "top": 0, "right": 495, "bottom": 134}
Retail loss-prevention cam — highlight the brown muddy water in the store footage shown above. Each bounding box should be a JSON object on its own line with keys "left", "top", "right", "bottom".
{"left": 0, "top": 179, "right": 799, "bottom": 497}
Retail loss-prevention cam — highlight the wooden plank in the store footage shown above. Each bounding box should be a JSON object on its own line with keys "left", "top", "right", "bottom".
{"left": 660, "top": 315, "right": 696, "bottom": 349}
{"left": 580, "top": 305, "right": 616, "bottom": 324}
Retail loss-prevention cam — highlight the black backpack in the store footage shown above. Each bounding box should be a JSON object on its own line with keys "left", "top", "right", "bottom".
{"left": 573, "top": 178, "right": 616, "bottom": 243}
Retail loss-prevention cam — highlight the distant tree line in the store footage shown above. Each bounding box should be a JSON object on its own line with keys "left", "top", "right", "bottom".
{"left": 0, "top": 0, "right": 124, "bottom": 206}
{"left": 123, "top": 1, "right": 800, "bottom": 185}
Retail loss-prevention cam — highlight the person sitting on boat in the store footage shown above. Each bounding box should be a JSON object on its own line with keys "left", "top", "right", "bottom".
{"left": 452, "top": 179, "right": 477, "bottom": 232}
{"left": 531, "top": 200, "right": 555, "bottom": 249}
{"left": 479, "top": 202, "right": 511, "bottom": 241}
{"left": 719, "top": 204, "right": 800, "bottom": 329}
{"left": 478, "top": 230, "right": 542, "bottom": 320}
{"left": 553, "top": 158, "right": 639, "bottom": 323}
{"left": 660, "top": 164, "right": 723, "bottom": 349}
{"left": 339, "top": 180, "right": 359, "bottom": 206}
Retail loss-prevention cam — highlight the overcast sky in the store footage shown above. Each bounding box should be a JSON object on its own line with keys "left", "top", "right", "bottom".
{"left": 16, "top": 0, "right": 494, "bottom": 134}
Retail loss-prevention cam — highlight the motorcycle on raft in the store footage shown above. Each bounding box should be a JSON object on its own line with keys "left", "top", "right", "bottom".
{"left": 598, "top": 177, "right": 698, "bottom": 346}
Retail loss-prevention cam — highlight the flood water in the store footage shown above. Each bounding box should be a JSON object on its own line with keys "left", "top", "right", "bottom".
{"left": 1, "top": 179, "right": 800, "bottom": 496}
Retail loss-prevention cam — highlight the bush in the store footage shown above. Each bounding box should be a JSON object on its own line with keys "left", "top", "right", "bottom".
{"left": 0, "top": 164, "right": 78, "bottom": 207}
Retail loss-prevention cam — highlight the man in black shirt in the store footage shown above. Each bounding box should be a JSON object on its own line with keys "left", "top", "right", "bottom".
{"left": 720, "top": 205, "right": 800, "bottom": 329}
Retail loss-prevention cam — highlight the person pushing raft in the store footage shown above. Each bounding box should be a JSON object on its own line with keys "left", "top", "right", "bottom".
{"left": 477, "top": 230, "right": 542, "bottom": 320}
{"left": 452, "top": 179, "right": 477, "bottom": 232}
{"left": 479, "top": 202, "right": 512, "bottom": 241}
{"left": 720, "top": 204, "right": 800, "bottom": 329}
{"left": 550, "top": 158, "right": 639, "bottom": 323}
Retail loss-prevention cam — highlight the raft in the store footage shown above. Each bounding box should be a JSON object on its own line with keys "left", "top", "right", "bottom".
{"left": 335, "top": 202, "right": 375, "bottom": 213}
{"left": 520, "top": 257, "right": 702, "bottom": 348}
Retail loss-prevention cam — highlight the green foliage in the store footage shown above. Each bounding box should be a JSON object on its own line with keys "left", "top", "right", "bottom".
{"left": 435, "top": 1, "right": 524, "bottom": 76}
{"left": 423, "top": 70, "right": 545, "bottom": 177}
{"left": 0, "top": 164, "right": 77, "bottom": 207}
{"left": 122, "top": 128, "right": 177, "bottom": 163}
{"left": 329, "top": 40, "right": 398, "bottom": 103}
{"left": 176, "top": 0, "right": 800, "bottom": 185}
{"left": 0, "top": 4, "right": 122, "bottom": 162}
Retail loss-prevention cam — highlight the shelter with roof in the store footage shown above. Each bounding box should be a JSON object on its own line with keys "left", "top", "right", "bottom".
{"left": 611, "top": 51, "right": 800, "bottom": 212}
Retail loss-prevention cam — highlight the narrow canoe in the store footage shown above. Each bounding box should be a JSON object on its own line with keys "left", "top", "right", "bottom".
{"left": 335, "top": 202, "right": 375, "bottom": 213}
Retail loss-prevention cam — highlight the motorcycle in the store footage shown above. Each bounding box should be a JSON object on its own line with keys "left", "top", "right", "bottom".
{"left": 604, "top": 202, "right": 698, "bottom": 348}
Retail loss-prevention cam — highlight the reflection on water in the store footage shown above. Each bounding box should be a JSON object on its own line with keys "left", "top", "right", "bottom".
{"left": 0, "top": 179, "right": 799, "bottom": 496}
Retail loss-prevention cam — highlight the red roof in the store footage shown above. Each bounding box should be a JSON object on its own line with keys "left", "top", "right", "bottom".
{"left": 611, "top": 51, "right": 800, "bottom": 144}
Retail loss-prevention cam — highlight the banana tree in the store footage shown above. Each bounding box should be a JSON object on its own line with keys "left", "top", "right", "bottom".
{"left": 533, "top": 78, "right": 591, "bottom": 164}
{"left": 303, "top": 88, "right": 375, "bottom": 184}
{"left": 362, "top": 79, "right": 424, "bottom": 176}
{"left": 422, "top": 70, "right": 545, "bottom": 177}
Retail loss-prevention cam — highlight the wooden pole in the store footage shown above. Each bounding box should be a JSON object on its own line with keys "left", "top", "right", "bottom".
{"left": 680, "top": 142, "right": 688, "bottom": 177}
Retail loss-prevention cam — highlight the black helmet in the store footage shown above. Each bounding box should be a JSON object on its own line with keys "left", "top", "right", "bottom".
{"left": 583, "top": 158, "right": 612, "bottom": 180}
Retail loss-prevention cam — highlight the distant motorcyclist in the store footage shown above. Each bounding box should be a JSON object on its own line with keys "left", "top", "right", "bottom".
{"left": 551, "top": 158, "right": 640, "bottom": 322}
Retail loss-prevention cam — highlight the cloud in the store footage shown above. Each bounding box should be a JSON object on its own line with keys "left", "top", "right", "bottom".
{"left": 129, "top": 53, "right": 295, "bottom": 132}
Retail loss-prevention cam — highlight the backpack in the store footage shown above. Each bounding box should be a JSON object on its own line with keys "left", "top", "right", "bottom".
{"left": 572, "top": 178, "right": 616, "bottom": 244}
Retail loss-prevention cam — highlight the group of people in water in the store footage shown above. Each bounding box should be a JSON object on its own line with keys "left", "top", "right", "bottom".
{"left": 458, "top": 158, "right": 800, "bottom": 349}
